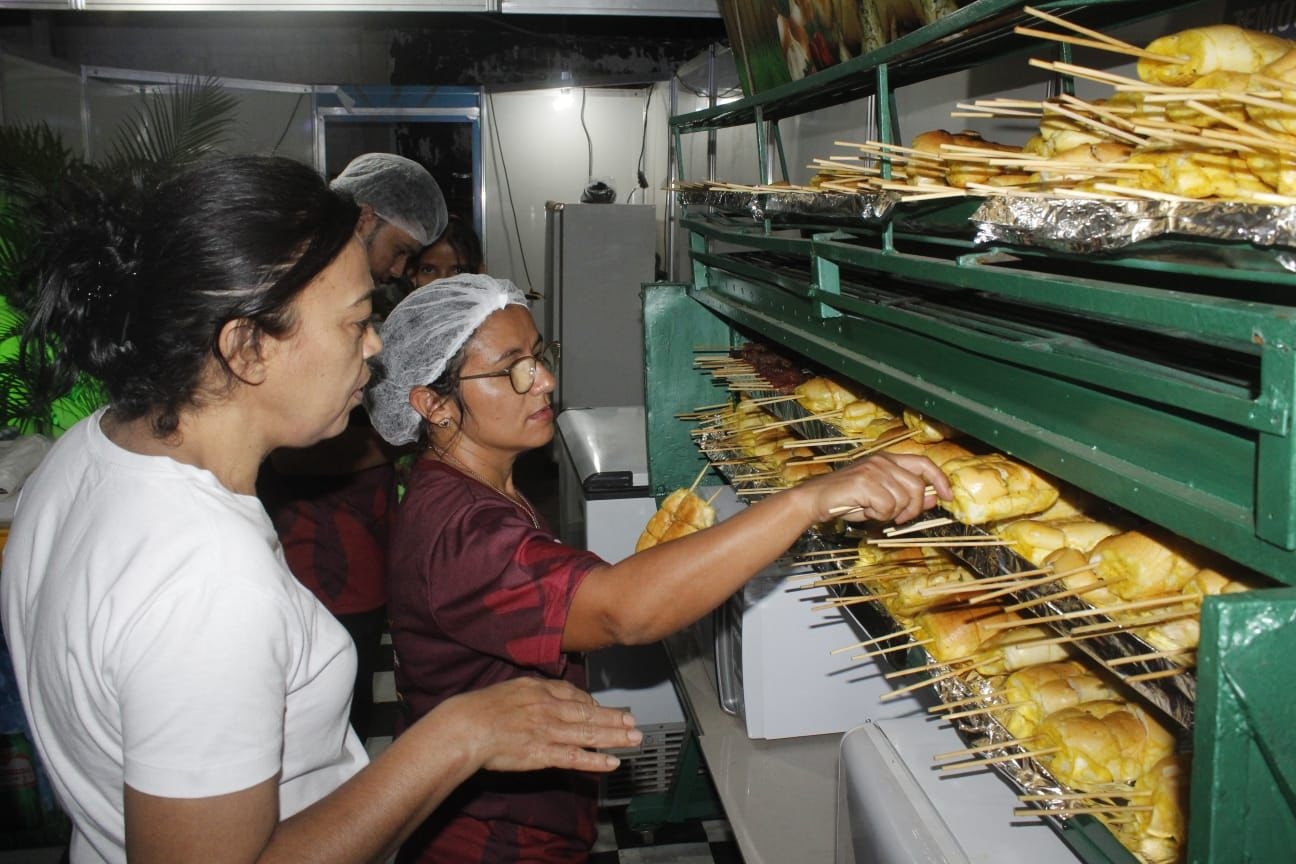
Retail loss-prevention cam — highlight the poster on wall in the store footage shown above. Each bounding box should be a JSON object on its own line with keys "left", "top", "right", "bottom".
{"left": 718, "top": 0, "right": 974, "bottom": 96}
{"left": 1227, "top": 0, "right": 1296, "bottom": 37}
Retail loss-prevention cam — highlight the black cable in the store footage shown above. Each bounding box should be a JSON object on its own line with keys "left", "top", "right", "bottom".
{"left": 485, "top": 92, "right": 534, "bottom": 292}
{"left": 630, "top": 86, "right": 652, "bottom": 203}
{"left": 270, "top": 92, "right": 305, "bottom": 155}
{"left": 580, "top": 87, "right": 593, "bottom": 179}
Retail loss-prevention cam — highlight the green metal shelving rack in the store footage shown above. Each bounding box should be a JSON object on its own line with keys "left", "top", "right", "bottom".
{"left": 648, "top": 1, "right": 1296, "bottom": 861}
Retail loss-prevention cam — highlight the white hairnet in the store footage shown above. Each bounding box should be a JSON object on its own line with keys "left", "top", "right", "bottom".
{"left": 330, "top": 153, "right": 447, "bottom": 247}
{"left": 366, "top": 273, "right": 529, "bottom": 446}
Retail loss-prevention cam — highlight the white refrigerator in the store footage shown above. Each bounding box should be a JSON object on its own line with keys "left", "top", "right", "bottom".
{"left": 542, "top": 202, "right": 656, "bottom": 412}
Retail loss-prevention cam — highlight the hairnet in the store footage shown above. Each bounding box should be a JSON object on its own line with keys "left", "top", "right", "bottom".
{"left": 367, "top": 273, "right": 529, "bottom": 446}
{"left": 330, "top": 153, "right": 447, "bottom": 247}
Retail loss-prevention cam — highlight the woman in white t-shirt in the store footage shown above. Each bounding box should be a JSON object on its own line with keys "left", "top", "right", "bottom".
{"left": 0, "top": 155, "right": 640, "bottom": 864}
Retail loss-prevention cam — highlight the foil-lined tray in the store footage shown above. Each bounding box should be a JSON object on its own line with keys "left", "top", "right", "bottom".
{"left": 678, "top": 187, "right": 898, "bottom": 225}
{"left": 972, "top": 195, "right": 1296, "bottom": 263}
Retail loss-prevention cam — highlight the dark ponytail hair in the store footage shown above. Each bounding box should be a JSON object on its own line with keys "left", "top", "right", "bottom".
{"left": 25, "top": 155, "right": 360, "bottom": 437}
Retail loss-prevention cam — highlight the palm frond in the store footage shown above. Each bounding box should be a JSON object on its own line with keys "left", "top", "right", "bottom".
{"left": 99, "top": 77, "right": 238, "bottom": 179}
{"left": 0, "top": 123, "right": 77, "bottom": 200}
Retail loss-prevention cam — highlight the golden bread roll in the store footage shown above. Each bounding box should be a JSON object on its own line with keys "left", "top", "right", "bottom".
{"left": 901, "top": 409, "right": 957, "bottom": 444}
{"left": 1052, "top": 517, "right": 1123, "bottom": 554}
{"left": 1034, "top": 699, "right": 1175, "bottom": 789}
{"left": 859, "top": 418, "right": 907, "bottom": 443}
{"left": 1242, "top": 147, "right": 1296, "bottom": 194}
{"left": 887, "top": 564, "right": 976, "bottom": 620}
{"left": 1125, "top": 147, "right": 1272, "bottom": 199}
{"left": 995, "top": 519, "right": 1067, "bottom": 566}
{"left": 1089, "top": 529, "right": 1203, "bottom": 601}
{"left": 1046, "top": 547, "right": 1119, "bottom": 607}
{"left": 1033, "top": 487, "right": 1100, "bottom": 520}
{"left": 881, "top": 437, "right": 928, "bottom": 456}
{"left": 634, "top": 488, "right": 716, "bottom": 552}
{"left": 1037, "top": 112, "right": 1107, "bottom": 156}
{"left": 1137, "top": 25, "right": 1293, "bottom": 87}
{"left": 794, "top": 376, "right": 859, "bottom": 413}
{"left": 1163, "top": 70, "right": 1252, "bottom": 127}
{"left": 973, "top": 625, "right": 1073, "bottom": 676}
{"left": 914, "top": 605, "right": 1012, "bottom": 660}
{"left": 779, "top": 461, "right": 833, "bottom": 485}
{"left": 919, "top": 440, "right": 975, "bottom": 467}
{"left": 999, "top": 660, "right": 1117, "bottom": 738}
{"left": 836, "top": 398, "right": 896, "bottom": 432}
{"left": 909, "top": 129, "right": 1021, "bottom": 187}
{"left": 1122, "top": 753, "right": 1190, "bottom": 864}
{"left": 943, "top": 454, "right": 1060, "bottom": 525}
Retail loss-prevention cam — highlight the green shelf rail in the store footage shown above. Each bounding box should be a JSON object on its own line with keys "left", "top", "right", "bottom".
{"left": 677, "top": 216, "right": 1296, "bottom": 584}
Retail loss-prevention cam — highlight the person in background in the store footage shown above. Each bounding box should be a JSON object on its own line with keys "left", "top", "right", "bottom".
{"left": 0, "top": 156, "right": 640, "bottom": 864}
{"left": 366, "top": 274, "right": 953, "bottom": 863}
{"left": 258, "top": 151, "right": 445, "bottom": 742}
{"left": 410, "top": 214, "right": 485, "bottom": 287}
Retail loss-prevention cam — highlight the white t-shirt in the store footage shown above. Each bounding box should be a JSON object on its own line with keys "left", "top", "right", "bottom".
{"left": 1, "top": 410, "right": 368, "bottom": 864}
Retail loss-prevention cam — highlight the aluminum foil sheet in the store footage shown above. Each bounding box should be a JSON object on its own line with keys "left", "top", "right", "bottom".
{"left": 678, "top": 187, "right": 898, "bottom": 225}
{"left": 972, "top": 195, "right": 1296, "bottom": 260}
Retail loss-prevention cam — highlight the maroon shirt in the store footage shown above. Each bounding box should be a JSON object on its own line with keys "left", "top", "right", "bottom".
{"left": 388, "top": 458, "right": 606, "bottom": 863}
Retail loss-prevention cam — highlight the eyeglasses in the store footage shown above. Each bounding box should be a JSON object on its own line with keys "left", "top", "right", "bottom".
{"left": 459, "top": 342, "right": 561, "bottom": 395}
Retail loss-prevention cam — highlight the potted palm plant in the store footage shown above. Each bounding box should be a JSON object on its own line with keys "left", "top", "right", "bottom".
{"left": 0, "top": 79, "right": 238, "bottom": 436}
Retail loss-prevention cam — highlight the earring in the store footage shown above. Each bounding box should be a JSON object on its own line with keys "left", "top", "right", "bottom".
{"left": 437, "top": 419, "right": 451, "bottom": 428}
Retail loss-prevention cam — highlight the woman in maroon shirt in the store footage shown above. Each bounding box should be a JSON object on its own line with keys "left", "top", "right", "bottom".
{"left": 367, "top": 274, "right": 952, "bottom": 864}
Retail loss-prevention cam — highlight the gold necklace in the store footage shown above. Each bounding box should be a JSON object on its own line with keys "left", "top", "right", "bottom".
{"left": 439, "top": 451, "right": 541, "bottom": 530}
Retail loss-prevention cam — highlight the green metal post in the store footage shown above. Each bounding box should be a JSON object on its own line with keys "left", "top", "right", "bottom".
{"left": 772, "top": 120, "right": 790, "bottom": 184}
{"left": 877, "top": 63, "right": 895, "bottom": 254}
{"left": 642, "top": 282, "right": 731, "bottom": 500}
{"left": 1190, "top": 588, "right": 1296, "bottom": 861}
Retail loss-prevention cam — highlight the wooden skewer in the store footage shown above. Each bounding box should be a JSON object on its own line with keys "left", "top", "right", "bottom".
{"left": 884, "top": 517, "right": 956, "bottom": 536}
{"left": 744, "top": 394, "right": 800, "bottom": 406}
{"left": 1013, "top": 805, "right": 1153, "bottom": 818}
{"left": 704, "top": 487, "right": 725, "bottom": 506}
{"left": 870, "top": 537, "right": 1012, "bottom": 548}
{"left": 981, "top": 595, "right": 1197, "bottom": 631}
{"left": 1105, "top": 649, "right": 1195, "bottom": 667}
{"left": 878, "top": 665, "right": 968, "bottom": 701}
{"left": 965, "top": 571, "right": 1066, "bottom": 605}
{"left": 940, "top": 747, "right": 1061, "bottom": 772}
{"left": 955, "top": 101, "right": 1041, "bottom": 119}
{"left": 686, "top": 463, "right": 711, "bottom": 494}
{"left": 884, "top": 654, "right": 979, "bottom": 680}
{"left": 1003, "top": 576, "right": 1104, "bottom": 612}
{"left": 850, "top": 638, "right": 932, "bottom": 661}
{"left": 935, "top": 736, "right": 1038, "bottom": 761}
{"left": 941, "top": 701, "right": 1030, "bottom": 722}
{"left": 1044, "top": 100, "right": 1151, "bottom": 147}
{"left": 930, "top": 692, "right": 1003, "bottom": 713}
{"left": 1013, "top": 25, "right": 1188, "bottom": 64}
{"left": 831, "top": 626, "right": 921, "bottom": 655}
{"left": 1022, "top": 5, "right": 1142, "bottom": 50}
{"left": 1090, "top": 182, "right": 1197, "bottom": 203}
{"left": 1122, "top": 666, "right": 1191, "bottom": 683}
{"left": 811, "top": 592, "right": 897, "bottom": 611}
{"left": 1019, "top": 790, "right": 1151, "bottom": 802}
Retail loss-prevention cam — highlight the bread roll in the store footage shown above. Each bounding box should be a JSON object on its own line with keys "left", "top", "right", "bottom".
{"left": 919, "top": 440, "right": 975, "bottom": 467}
{"left": 634, "top": 488, "right": 716, "bottom": 552}
{"left": 794, "top": 376, "right": 859, "bottom": 413}
{"left": 999, "top": 661, "right": 1117, "bottom": 738}
{"left": 836, "top": 398, "right": 895, "bottom": 432}
{"left": 1089, "top": 529, "right": 1203, "bottom": 601}
{"left": 995, "top": 519, "right": 1067, "bottom": 566}
{"left": 974, "top": 625, "right": 1073, "bottom": 677}
{"left": 901, "top": 409, "right": 957, "bottom": 444}
{"left": 1046, "top": 547, "right": 1119, "bottom": 607}
{"left": 914, "top": 605, "right": 1012, "bottom": 660}
{"left": 1035, "top": 699, "right": 1175, "bottom": 789}
{"left": 943, "top": 454, "right": 1060, "bottom": 525}
{"left": 887, "top": 564, "right": 976, "bottom": 620}
{"left": 1137, "top": 25, "right": 1293, "bottom": 87}
{"left": 1123, "top": 753, "right": 1190, "bottom": 864}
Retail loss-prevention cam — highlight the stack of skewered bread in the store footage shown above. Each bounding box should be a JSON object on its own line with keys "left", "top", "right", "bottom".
{"left": 683, "top": 355, "right": 1264, "bottom": 864}
{"left": 808, "top": 20, "right": 1296, "bottom": 206}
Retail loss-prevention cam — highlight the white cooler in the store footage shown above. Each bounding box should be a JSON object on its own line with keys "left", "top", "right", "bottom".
{"left": 555, "top": 406, "right": 687, "bottom": 804}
